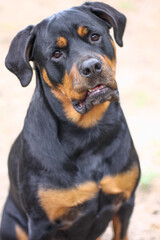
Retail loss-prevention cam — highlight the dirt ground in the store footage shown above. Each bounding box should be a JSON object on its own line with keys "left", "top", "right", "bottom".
{"left": 0, "top": 0, "right": 160, "bottom": 239}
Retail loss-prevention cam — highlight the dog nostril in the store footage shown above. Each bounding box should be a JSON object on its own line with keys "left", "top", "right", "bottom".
{"left": 83, "top": 67, "right": 91, "bottom": 76}
{"left": 95, "top": 62, "right": 102, "bottom": 72}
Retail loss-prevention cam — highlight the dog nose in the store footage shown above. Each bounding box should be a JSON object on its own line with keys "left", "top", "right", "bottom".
{"left": 80, "top": 58, "right": 102, "bottom": 78}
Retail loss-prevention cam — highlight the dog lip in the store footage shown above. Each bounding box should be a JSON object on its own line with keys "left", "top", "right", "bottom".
{"left": 87, "top": 84, "right": 108, "bottom": 96}
{"left": 72, "top": 85, "right": 119, "bottom": 114}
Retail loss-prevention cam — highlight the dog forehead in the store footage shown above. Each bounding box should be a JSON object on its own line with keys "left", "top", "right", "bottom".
{"left": 45, "top": 7, "right": 101, "bottom": 36}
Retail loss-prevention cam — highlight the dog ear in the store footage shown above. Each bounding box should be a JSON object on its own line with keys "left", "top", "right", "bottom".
{"left": 5, "top": 25, "right": 35, "bottom": 87}
{"left": 84, "top": 2, "right": 126, "bottom": 47}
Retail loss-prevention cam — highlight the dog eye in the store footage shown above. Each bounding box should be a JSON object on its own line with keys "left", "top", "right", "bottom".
{"left": 90, "top": 34, "right": 100, "bottom": 42}
{"left": 52, "top": 50, "right": 62, "bottom": 59}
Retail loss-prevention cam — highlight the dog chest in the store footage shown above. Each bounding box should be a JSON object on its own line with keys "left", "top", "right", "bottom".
{"left": 38, "top": 165, "right": 139, "bottom": 234}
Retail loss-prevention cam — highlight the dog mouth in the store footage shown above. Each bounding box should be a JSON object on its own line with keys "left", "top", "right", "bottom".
{"left": 72, "top": 84, "right": 119, "bottom": 114}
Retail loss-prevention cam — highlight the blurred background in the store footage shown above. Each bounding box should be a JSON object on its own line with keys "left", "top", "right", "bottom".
{"left": 0, "top": 0, "right": 160, "bottom": 239}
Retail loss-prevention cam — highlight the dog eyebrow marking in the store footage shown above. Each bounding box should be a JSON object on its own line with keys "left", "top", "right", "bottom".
{"left": 15, "top": 225, "right": 28, "bottom": 240}
{"left": 38, "top": 181, "right": 98, "bottom": 221}
{"left": 77, "top": 26, "right": 88, "bottom": 37}
{"left": 100, "top": 165, "right": 139, "bottom": 199}
{"left": 57, "top": 37, "right": 67, "bottom": 48}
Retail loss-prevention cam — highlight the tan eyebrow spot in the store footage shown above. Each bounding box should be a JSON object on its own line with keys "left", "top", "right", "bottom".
{"left": 77, "top": 26, "right": 88, "bottom": 37}
{"left": 57, "top": 37, "right": 67, "bottom": 48}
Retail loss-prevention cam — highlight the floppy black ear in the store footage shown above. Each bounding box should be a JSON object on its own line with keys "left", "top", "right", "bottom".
{"left": 84, "top": 2, "right": 126, "bottom": 47}
{"left": 5, "top": 25, "right": 35, "bottom": 87}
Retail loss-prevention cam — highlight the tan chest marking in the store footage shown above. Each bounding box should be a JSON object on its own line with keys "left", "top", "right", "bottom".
{"left": 38, "top": 165, "right": 139, "bottom": 222}
{"left": 38, "top": 181, "right": 98, "bottom": 221}
{"left": 100, "top": 165, "right": 139, "bottom": 199}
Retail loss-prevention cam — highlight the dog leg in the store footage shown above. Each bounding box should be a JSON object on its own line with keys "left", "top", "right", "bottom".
{"left": 112, "top": 195, "right": 135, "bottom": 240}
{"left": 0, "top": 196, "right": 28, "bottom": 240}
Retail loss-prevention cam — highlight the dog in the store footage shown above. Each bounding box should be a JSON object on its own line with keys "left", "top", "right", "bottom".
{"left": 0, "top": 2, "right": 140, "bottom": 240}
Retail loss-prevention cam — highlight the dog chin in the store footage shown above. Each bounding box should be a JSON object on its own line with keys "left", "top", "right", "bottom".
{"left": 72, "top": 87, "right": 119, "bottom": 114}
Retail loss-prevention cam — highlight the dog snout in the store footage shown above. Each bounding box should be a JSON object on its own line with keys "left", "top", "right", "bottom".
{"left": 79, "top": 58, "right": 103, "bottom": 78}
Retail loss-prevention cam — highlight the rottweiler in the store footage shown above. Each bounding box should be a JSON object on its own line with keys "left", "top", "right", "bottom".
{"left": 0, "top": 2, "right": 140, "bottom": 240}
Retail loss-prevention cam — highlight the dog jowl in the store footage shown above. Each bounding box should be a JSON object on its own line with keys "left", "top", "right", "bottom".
{"left": 0, "top": 2, "right": 140, "bottom": 240}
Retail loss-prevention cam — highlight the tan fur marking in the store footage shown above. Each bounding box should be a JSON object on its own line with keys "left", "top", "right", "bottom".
{"left": 15, "top": 225, "right": 28, "bottom": 240}
{"left": 100, "top": 165, "right": 139, "bottom": 199}
{"left": 124, "top": 237, "right": 128, "bottom": 240}
{"left": 38, "top": 182, "right": 98, "bottom": 221}
{"left": 77, "top": 26, "right": 88, "bottom": 37}
{"left": 55, "top": 71, "right": 86, "bottom": 100}
{"left": 111, "top": 39, "right": 117, "bottom": 58}
{"left": 112, "top": 216, "right": 121, "bottom": 240}
{"left": 112, "top": 216, "right": 128, "bottom": 240}
{"left": 52, "top": 71, "right": 110, "bottom": 128}
{"left": 103, "top": 54, "right": 116, "bottom": 73}
{"left": 42, "top": 53, "right": 116, "bottom": 128}
{"left": 42, "top": 68, "right": 54, "bottom": 88}
{"left": 57, "top": 37, "right": 67, "bottom": 48}
{"left": 98, "top": 54, "right": 117, "bottom": 89}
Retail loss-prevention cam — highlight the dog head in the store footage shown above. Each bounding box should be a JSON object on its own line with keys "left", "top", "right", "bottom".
{"left": 5, "top": 2, "right": 126, "bottom": 128}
